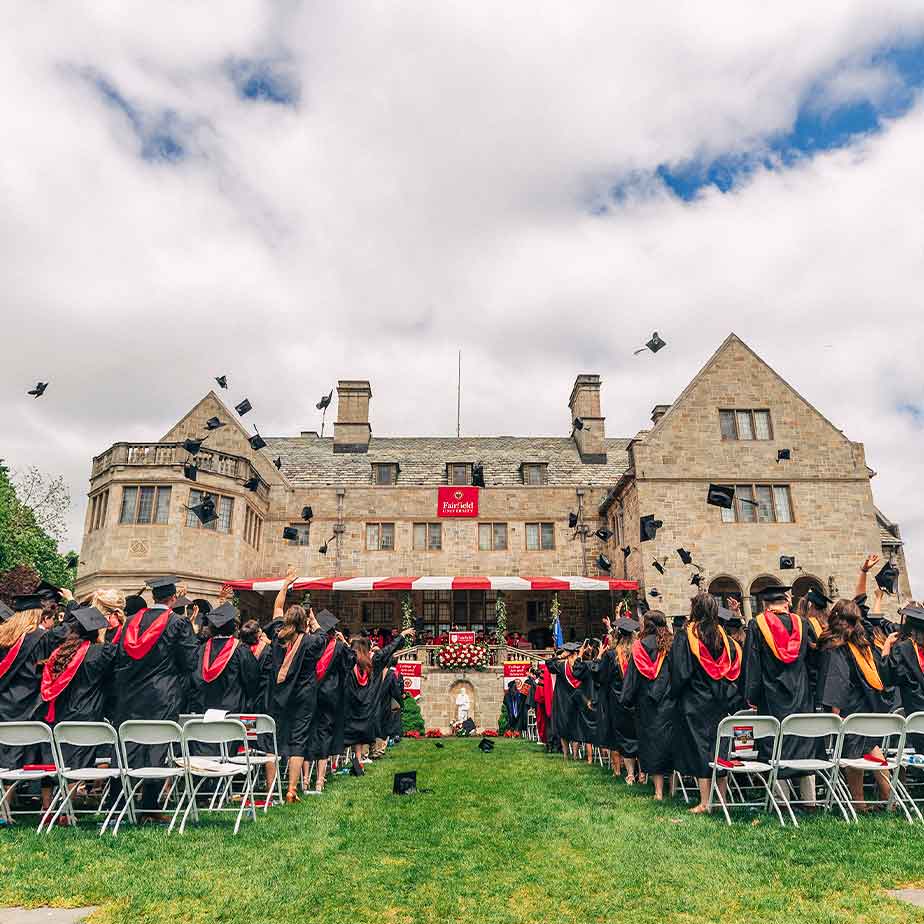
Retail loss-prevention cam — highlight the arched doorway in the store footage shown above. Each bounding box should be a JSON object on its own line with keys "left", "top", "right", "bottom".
{"left": 749, "top": 575, "right": 785, "bottom": 618}
{"left": 708, "top": 575, "right": 743, "bottom": 610}
{"left": 792, "top": 575, "right": 825, "bottom": 607}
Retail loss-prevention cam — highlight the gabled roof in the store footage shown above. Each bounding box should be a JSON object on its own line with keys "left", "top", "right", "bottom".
{"left": 876, "top": 507, "right": 903, "bottom": 546}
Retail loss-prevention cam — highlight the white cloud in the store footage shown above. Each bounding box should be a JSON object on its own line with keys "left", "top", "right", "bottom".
{"left": 1, "top": 2, "right": 923, "bottom": 589}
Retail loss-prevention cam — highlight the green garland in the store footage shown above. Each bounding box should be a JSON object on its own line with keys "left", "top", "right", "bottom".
{"left": 494, "top": 593, "right": 507, "bottom": 645}
{"left": 549, "top": 592, "right": 560, "bottom": 629}
{"left": 401, "top": 593, "right": 414, "bottom": 631}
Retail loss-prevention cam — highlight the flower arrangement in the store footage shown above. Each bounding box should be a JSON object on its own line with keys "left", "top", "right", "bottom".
{"left": 436, "top": 642, "right": 490, "bottom": 671}
{"left": 404, "top": 730, "right": 421, "bottom": 739}
{"left": 503, "top": 730, "right": 521, "bottom": 739}
{"left": 425, "top": 728, "right": 443, "bottom": 738}
{"left": 451, "top": 720, "right": 473, "bottom": 737}
{"left": 482, "top": 729, "right": 498, "bottom": 737}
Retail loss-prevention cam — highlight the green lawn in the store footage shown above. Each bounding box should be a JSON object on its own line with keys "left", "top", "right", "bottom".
{"left": 3, "top": 739, "right": 924, "bottom": 923}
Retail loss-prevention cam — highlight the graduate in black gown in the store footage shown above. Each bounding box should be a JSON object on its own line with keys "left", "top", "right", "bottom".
{"left": 621, "top": 609, "right": 674, "bottom": 799}
{"left": 189, "top": 603, "right": 259, "bottom": 715}
{"left": 596, "top": 618, "right": 639, "bottom": 781}
{"left": 671, "top": 593, "right": 742, "bottom": 813}
{"left": 742, "top": 584, "right": 817, "bottom": 802}
{"left": 0, "top": 594, "right": 59, "bottom": 810}
{"left": 304, "top": 609, "right": 355, "bottom": 794}
{"left": 817, "top": 598, "right": 894, "bottom": 810}
{"left": 861, "top": 589, "right": 900, "bottom": 713}
{"left": 503, "top": 680, "right": 527, "bottom": 734}
{"left": 112, "top": 576, "right": 199, "bottom": 818}
{"left": 545, "top": 642, "right": 589, "bottom": 760}
{"left": 886, "top": 604, "right": 924, "bottom": 754}
{"left": 383, "top": 661, "right": 406, "bottom": 742}
{"left": 239, "top": 617, "right": 278, "bottom": 795}
{"left": 344, "top": 628, "right": 414, "bottom": 761}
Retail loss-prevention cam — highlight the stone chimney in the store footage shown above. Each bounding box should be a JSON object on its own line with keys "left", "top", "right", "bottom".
{"left": 333, "top": 380, "right": 372, "bottom": 453}
{"left": 569, "top": 374, "right": 606, "bottom": 462}
{"left": 650, "top": 404, "right": 671, "bottom": 426}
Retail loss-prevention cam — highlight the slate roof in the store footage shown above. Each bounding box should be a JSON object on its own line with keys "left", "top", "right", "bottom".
{"left": 264, "top": 435, "right": 631, "bottom": 488}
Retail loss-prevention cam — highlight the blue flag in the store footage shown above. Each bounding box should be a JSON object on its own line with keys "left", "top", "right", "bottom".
{"left": 552, "top": 616, "right": 564, "bottom": 648}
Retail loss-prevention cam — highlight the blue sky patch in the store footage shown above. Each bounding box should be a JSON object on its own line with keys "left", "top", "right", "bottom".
{"left": 228, "top": 58, "right": 299, "bottom": 105}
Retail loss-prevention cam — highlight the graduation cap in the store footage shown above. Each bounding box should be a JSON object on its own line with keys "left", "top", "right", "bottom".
{"left": 243, "top": 476, "right": 261, "bottom": 491}
{"left": 677, "top": 548, "right": 693, "bottom": 565}
{"left": 65, "top": 552, "right": 79, "bottom": 569}
{"left": 690, "top": 573, "right": 703, "bottom": 587}
{"left": 649, "top": 588, "right": 661, "bottom": 598}
{"left": 173, "top": 596, "right": 193, "bottom": 610}
{"left": 316, "top": 389, "right": 333, "bottom": 411}
{"left": 316, "top": 609, "right": 338, "bottom": 633}
{"left": 184, "top": 461, "right": 198, "bottom": 481}
{"left": 147, "top": 576, "right": 179, "bottom": 599}
{"left": 207, "top": 602, "right": 239, "bottom": 631}
{"left": 183, "top": 437, "right": 205, "bottom": 455}
{"left": 273, "top": 457, "right": 283, "bottom": 470}
{"left": 125, "top": 595, "right": 147, "bottom": 617}
{"left": 805, "top": 586, "right": 832, "bottom": 610}
{"left": 205, "top": 417, "right": 225, "bottom": 431}
{"left": 301, "top": 506, "right": 313, "bottom": 521}
{"left": 900, "top": 605, "right": 924, "bottom": 632}
{"left": 34, "top": 580, "right": 62, "bottom": 600}
{"left": 779, "top": 555, "right": 796, "bottom": 570}
{"left": 0, "top": 600, "right": 13, "bottom": 622}
{"left": 777, "top": 449, "right": 791, "bottom": 462}
{"left": 672, "top": 614, "right": 687, "bottom": 629}
{"left": 73, "top": 606, "right": 109, "bottom": 634}
{"left": 28, "top": 381, "right": 49, "bottom": 398}
{"left": 876, "top": 561, "right": 900, "bottom": 595}
{"left": 187, "top": 496, "right": 218, "bottom": 525}
{"left": 478, "top": 738, "right": 495, "bottom": 753}
{"left": 595, "top": 527, "right": 614, "bottom": 541}
{"left": 718, "top": 607, "right": 743, "bottom": 629}
{"left": 854, "top": 593, "right": 870, "bottom": 619}
{"left": 614, "top": 616, "right": 640, "bottom": 634}
{"left": 640, "top": 515, "right": 662, "bottom": 542}
{"left": 621, "top": 546, "right": 632, "bottom": 558}
{"left": 568, "top": 512, "right": 579, "bottom": 529}
{"left": 282, "top": 526, "right": 299, "bottom": 541}
{"left": 434, "top": 741, "right": 445, "bottom": 749}
{"left": 462, "top": 717, "right": 476, "bottom": 734}
{"left": 573, "top": 417, "right": 585, "bottom": 431}
{"left": 760, "top": 584, "right": 792, "bottom": 603}
{"left": 561, "top": 641, "right": 581, "bottom": 653}
{"left": 707, "top": 484, "right": 735, "bottom": 509}
{"left": 319, "top": 539, "right": 330, "bottom": 555}
{"left": 634, "top": 332, "right": 666, "bottom": 355}
{"left": 652, "top": 560, "right": 665, "bottom": 575}
{"left": 392, "top": 770, "right": 418, "bottom": 794}
{"left": 192, "top": 598, "right": 211, "bottom": 615}
{"left": 215, "top": 375, "right": 229, "bottom": 389}
{"left": 235, "top": 398, "right": 252, "bottom": 416}
{"left": 472, "top": 462, "right": 485, "bottom": 488}
{"left": 597, "top": 554, "right": 612, "bottom": 572}
{"left": 248, "top": 430, "right": 267, "bottom": 451}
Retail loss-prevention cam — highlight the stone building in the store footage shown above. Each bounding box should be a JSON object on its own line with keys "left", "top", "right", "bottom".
{"left": 77, "top": 333, "right": 913, "bottom": 633}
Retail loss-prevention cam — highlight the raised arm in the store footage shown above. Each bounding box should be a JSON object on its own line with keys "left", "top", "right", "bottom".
{"left": 272, "top": 567, "right": 299, "bottom": 621}
{"left": 855, "top": 554, "right": 880, "bottom": 599}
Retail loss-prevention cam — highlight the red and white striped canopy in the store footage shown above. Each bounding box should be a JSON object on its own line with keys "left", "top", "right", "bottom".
{"left": 226, "top": 575, "right": 639, "bottom": 593}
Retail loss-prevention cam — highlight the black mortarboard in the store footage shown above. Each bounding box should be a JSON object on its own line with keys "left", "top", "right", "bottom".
{"left": 73, "top": 606, "right": 108, "bottom": 633}
{"left": 640, "top": 515, "right": 662, "bottom": 542}
{"left": 434, "top": 741, "right": 445, "bottom": 748}
{"left": 568, "top": 512, "right": 578, "bottom": 529}
{"left": 147, "top": 576, "right": 178, "bottom": 598}
{"left": 13, "top": 593, "right": 44, "bottom": 612}
{"left": 215, "top": 375, "right": 228, "bottom": 389}
{"left": 173, "top": 596, "right": 193, "bottom": 609}
{"left": 805, "top": 587, "right": 831, "bottom": 609}
{"left": 262, "top": 617, "right": 283, "bottom": 641}
{"left": 183, "top": 437, "right": 205, "bottom": 455}
{"left": 472, "top": 462, "right": 485, "bottom": 488}
{"left": 478, "top": 738, "right": 495, "bottom": 753}
{"left": 595, "top": 527, "right": 614, "bottom": 541}
{"left": 125, "top": 595, "right": 147, "bottom": 616}
{"left": 677, "top": 548, "right": 693, "bottom": 565}
{"left": 0, "top": 601, "right": 13, "bottom": 622}
{"left": 900, "top": 605, "right": 924, "bottom": 631}
{"left": 760, "top": 585, "right": 792, "bottom": 603}
{"left": 393, "top": 771, "right": 417, "bottom": 795}
{"left": 876, "top": 562, "right": 900, "bottom": 595}
{"left": 614, "top": 617, "right": 640, "bottom": 634}
{"left": 34, "top": 581, "right": 62, "bottom": 600}
{"left": 184, "top": 461, "right": 198, "bottom": 481}
{"left": 316, "top": 389, "right": 333, "bottom": 411}
{"left": 690, "top": 573, "right": 703, "bottom": 587}
{"left": 205, "top": 416, "right": 225, "bottom": 431}
{"left": 779, "top": 555, "right": 796, "bottom": 570}
{"left": 597, "top": 554, "right": 612, "bottom": 572}
{"left": 235, "top": 398, "right": 252, "bottom": 416}
{"left": 316, "top": 609, "right": 338, "bottom": 632}
{"left": 273, "top": 456, "right": 283, "bottom": 469}
{"left": 561, "top": 642, "right": 581, "bottom": 653}
{"left": 717, "top": 606, "right": 738, "bottom": 624}
{"left": 301, "top": 506, "right": 313, "bottom": 521}
{"left": 243, "top": 476, "right": 261, "bottom": 491}
{"left": 649, "top": 588, "right": 661, "bottom": 598}
{"left": 282, "top": 526, "right": 299, "bottom": 541}
{"left": 652, "top": 560, "right": 665, "bottom": 575}
{"left": 208, "top": 602, "right": 239, "bottom": 631}
{"left": 192, "top": 598, "right": 211, "bottom": 615}
{"left": 249, "top": 431, "right": 267, "bottom": 451}
{"left": 672, "top": 614, "right": 687, "bottom": 629}
{"left": 621, "top": 546, "right": 632, "bottom": 558}
{"left": 777, "top": 449, "right": 791, "bottom": 462}
{"left": 645, "top": 332, "right": 666, "bottom": 354}
{"left": 28, "top": 381, "right": 49, "bottom": 398}
{"left": 707, "top": 484, "right": 735, "bottom": 509}
{"left": 573, "top": 417, "right": 585, "bottom": 431}
{"left": 187, "top": 496, "right": 218, "bottom": 524}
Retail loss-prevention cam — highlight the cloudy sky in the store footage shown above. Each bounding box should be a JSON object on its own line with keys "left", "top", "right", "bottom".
{"left": 2, "top": 2, "right": 923, "bottom": 586}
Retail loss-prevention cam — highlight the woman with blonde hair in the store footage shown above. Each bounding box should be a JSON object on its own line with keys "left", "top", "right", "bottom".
{"left": 90, "top": 588, "right": 126, "bottom": 643}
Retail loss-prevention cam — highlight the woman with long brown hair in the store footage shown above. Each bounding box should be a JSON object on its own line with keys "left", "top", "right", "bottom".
{"left": 671, "top": 592, "right": 742, "bottom": 813}
{"left": 621, "top": 609, "right": 674, "bottom": 800}
{"left": 817, "top": 598, "right": 894, "bottom": 811}
{"left": 596, "top": 617, "right": 639, "bottom": 782}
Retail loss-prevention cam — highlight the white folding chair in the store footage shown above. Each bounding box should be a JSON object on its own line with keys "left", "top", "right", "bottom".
{"left": 227, "top": 714, "right": 283, "bottom": 810}
{"left": 0, "top": 722, "right": 60, "bottom": 828}
{"left": 895, "top": 712, "right": 924, "bottom": 822}
{"left": 178, "top": 718, "right": 257, "bottom": 834}
{"left": 769, "top": 713, "right": 848, "bottom": 824}
{"left": 707, "top": 715, "right": 784, "bottom": 825}
{"left": 41, "top": 722, "right": 123, "bottom": 833}
{"left": 114, "top": 720, "right": 189, "bottom": 835}
{"left": 526, "top": 710, "right": 538, "bottom": 742}
{"left": 835, "top": 713, "right": 911, "bottom": 822}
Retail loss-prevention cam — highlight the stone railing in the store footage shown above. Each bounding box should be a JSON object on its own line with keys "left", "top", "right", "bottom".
{"left": 396, "top": 645, "right": 553, "bottom": 668}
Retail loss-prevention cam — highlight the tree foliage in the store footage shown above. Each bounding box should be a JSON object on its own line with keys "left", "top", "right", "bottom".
{"left": 498, "top": 701, "right": 510, "bottom": 734}
{"left": 401, "top": 694, "right": 425, "bottom": 734}
{"left": 0, "top": 462, "right": 77, "bottom": 596}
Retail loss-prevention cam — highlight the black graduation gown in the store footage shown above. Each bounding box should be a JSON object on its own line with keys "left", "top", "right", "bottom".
{"left": 190, "top": 637, "right": 259, "bottom": 715}
{"left": 743, "top": 613, "right": 815, "bottom": 765}
{"left": 305, "top": 639, "right": 355, "bottom": 760}
{"left": 112, "top": 607, "right": 199, "bottom": 724}
{"left": 670, "top": 631, "right": 733, "bottom": 778}
{"left": 0, "top": 628, "right": 56, "bottom": 769}
{"left": 621, "top": 637, "right": 674, "bottom": 774}
{"left": 343, "top": 636, "right": 405, "bottom": 746}
{"left": 887, "top": 640, "right": 924, "bottom": 751}
{"left": 595, "top": 649, "right": 638, "bottom": 756}
{"left": 503, "top": 685, "right": 526, "bottom": 732}
{"left": 863, "top": 618, "right": 900, "bottom": 712}
{"left": 270, "top": 629, "right": 328, "bottom": 759}
{"left": 383, "top": 669, "right": 405, "bottom": 739}
{"left": 545, "top": 658, "right": 588, "bottom": 743}
{"left": 818, "top": 644, "right": 888, "bottom": 758}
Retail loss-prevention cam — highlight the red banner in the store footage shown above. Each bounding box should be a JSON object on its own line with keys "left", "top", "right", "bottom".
{"left": 395, "top": 662, "right": 422, "bottom": 698}
{"left": 449, "top": 631, "right": 476, "bottom": 645}
{"left": 437, "top": 486, "right": 479, "bottom": 518}
{"left": 503, "top": 661, "right": 531, "bottom": 681}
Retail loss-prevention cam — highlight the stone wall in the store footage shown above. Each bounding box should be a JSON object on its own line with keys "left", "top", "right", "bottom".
{"left": 417, "top": 665, "right": 507, "bottom": 731}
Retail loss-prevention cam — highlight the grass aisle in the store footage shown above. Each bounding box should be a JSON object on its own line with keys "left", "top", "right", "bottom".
{"left": 3, "top": 739, "right": 924, "bottom": 923}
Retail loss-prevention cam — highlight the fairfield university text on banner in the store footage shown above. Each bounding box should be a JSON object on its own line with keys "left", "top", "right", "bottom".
{"left": 437, "top": 486, "right": 479, "bottom": 518}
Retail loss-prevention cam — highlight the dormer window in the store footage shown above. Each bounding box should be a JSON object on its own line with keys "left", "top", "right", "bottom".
{"left": 447, "top": 463, "right": 471, "bottom": 486}
{"left": 372, "top": 463, "right": 399, "bottom": 486}
{"left": 521, "top": 463, "right": 548, "bottom": 486}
